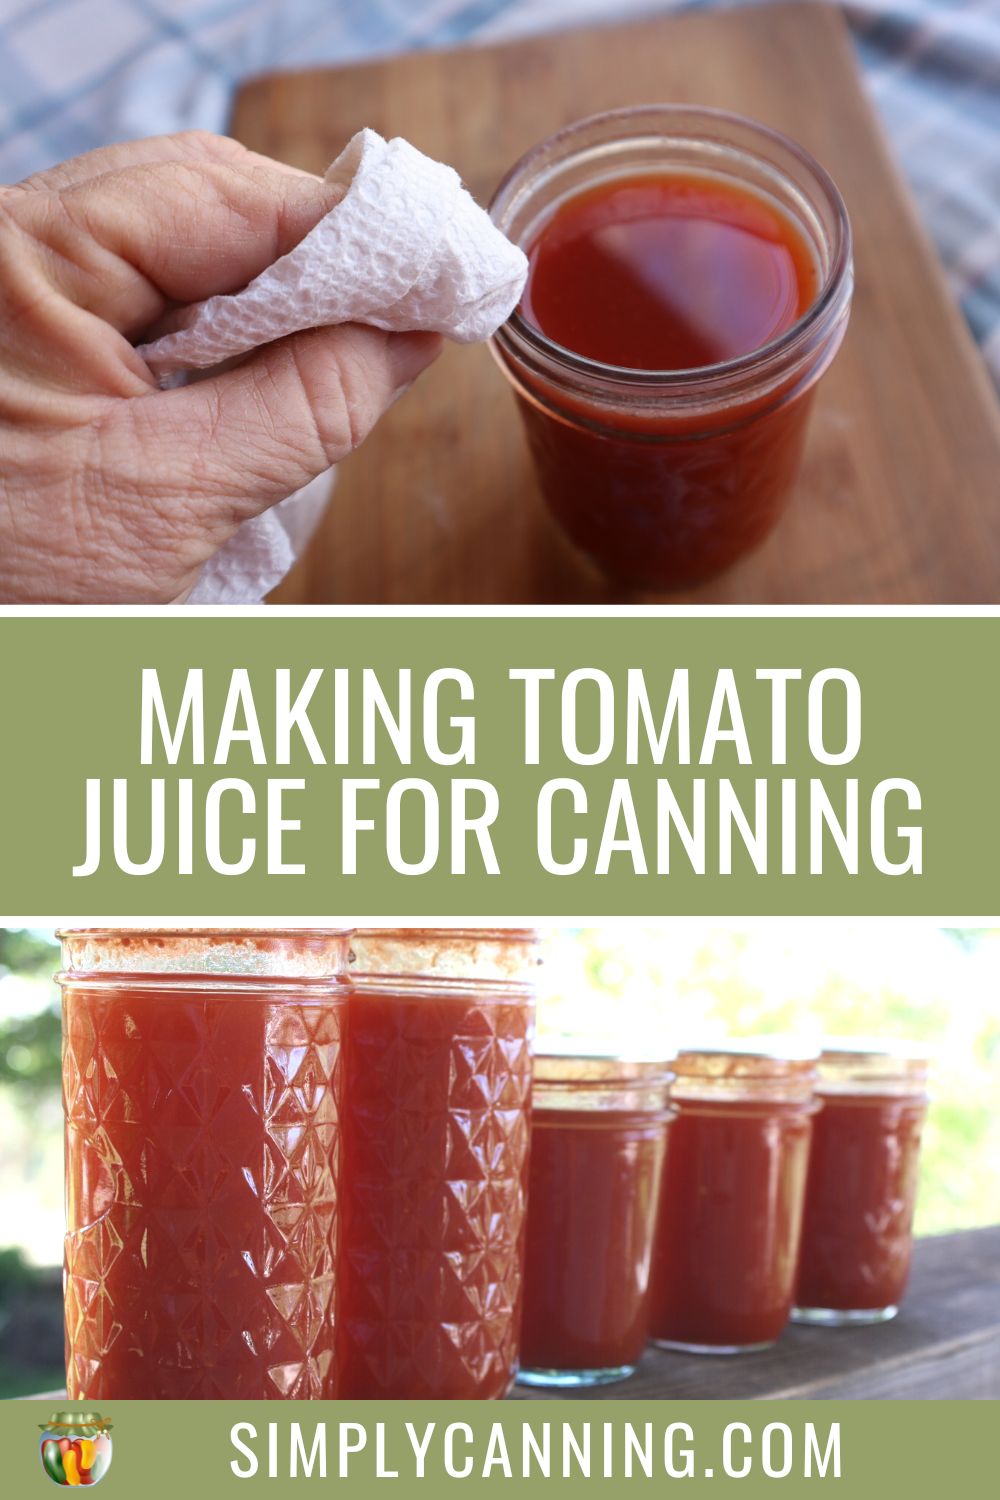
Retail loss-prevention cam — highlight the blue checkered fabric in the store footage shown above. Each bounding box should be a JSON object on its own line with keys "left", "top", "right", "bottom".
{"left": 1, "top": 0, "right": 998, "bottom": 385}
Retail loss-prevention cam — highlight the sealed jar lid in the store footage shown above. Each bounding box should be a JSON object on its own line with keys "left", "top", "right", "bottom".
{"left": 39, "top": 1411, "right": 113, "bottom": 1436}
{"left": 535, "top": 1032, "right": 674, "bottom": 1062}
{"left": 349, "top": 927, "right": 542, "bottom": 985}
{"left": 58, "top": 928, "right": 351, "bottom": 982}
{"left": 816, "top": 1037, "right": 930, "bottom": 1095}
{"left": 671, "top": 1037, "right": 819, "bottom": 1103}
{"left": 533, "top": 1049, "right": 674, "bottom": 1115}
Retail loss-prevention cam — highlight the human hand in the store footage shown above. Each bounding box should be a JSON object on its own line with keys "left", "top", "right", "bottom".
{"left": 0, "top": 132, "right": 442, "bottom": 603}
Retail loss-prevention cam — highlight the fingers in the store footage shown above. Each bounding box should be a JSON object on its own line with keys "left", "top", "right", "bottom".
{"left": 7, "top": 143, "right": 341, "bottom": 337}
{"left": 13, "top": 130, "right": 314, "bottom": 193}
{"left": 128, "top": 324, "right": 443, "bottom": 523}
{"left": 82, "top": 156, "right": 342, "bottom": 305}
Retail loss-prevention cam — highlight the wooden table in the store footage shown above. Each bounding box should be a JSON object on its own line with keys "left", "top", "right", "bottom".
{"left": 232, "top": 1, "right": 1000, "bottom": 605}
{"left": 513, "top": 1225, "right": 1000, "bottom": 1400}
{"left": 24, "top": 1227, "right": 999, "bottom": 1402}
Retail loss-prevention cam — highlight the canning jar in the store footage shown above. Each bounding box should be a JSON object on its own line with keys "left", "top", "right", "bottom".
{"left": 794, "top": 1043, "right": 930, "bottom": 1324}
{"left": 489, "top": 106, "right": 852, "bottom": 590}
{"left": 38, "top": 1410, "right": 113, "bottom": 1488}
{"left": 648, "top": 1042, "right": 818, "bottom": 1353}
{"left": 518, "top": 1054, "right": 674, "bottom": 1387}
{"left": 340, "top": 928, "right": 539, "bottom": 1398}
{"left": 59, "top": 929, "right": 350, "bottom": 1400}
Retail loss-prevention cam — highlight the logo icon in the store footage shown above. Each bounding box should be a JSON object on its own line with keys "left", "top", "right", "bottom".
{"left": 38, "top": 1411, "right": 113, "bottom": 1487}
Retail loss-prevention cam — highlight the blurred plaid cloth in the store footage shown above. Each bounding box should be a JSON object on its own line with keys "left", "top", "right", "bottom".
{"left": 1, "top": 0, "right": 998, "bottom": 386}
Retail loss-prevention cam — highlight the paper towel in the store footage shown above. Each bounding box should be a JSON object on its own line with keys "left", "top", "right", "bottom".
{"left": 185, "top": 470, "right": 334, "bottom": 605}
{"left": 139, "top": 128, "right": 528, "bottom": 603}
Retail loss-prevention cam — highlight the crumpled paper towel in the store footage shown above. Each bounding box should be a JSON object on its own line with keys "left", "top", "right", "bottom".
{"left": 139, "top": 128, "right": 528, "bottom": 604}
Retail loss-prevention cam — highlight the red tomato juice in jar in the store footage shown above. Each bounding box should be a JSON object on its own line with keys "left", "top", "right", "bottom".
{"left": 648, "top": 1044, "right": 817, "bottom": 1352}
{"left": 58, "top": 930, "right": 350, "bottom": 1400}
{"left": 520, "top": 173, "right": 817, "bottom": 372}
{"left": 338, "top": 929, "right": 538, "bottom": 1399}
{"left": 794, "top": 1044, "right": 930, "bottom": 1324}
{"left": 518, "top": 1057, "right": 673, "bottom": 1386}
{"left": 490, "top": 107, "right": 853, "bottom": 590}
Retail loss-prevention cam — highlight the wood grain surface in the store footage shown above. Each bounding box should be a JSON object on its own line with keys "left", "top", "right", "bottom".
{"left": 230, "top": 1, "right": 1000, "bottom": 605}
{"left": 512, "top": 1225, "right": 1000, "bottom": 1401}
{"left": 24, "top": 1227, "right": 999, "bottom": 1402}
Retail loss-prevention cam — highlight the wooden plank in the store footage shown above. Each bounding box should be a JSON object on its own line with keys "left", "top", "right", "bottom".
{"left": 511, "top": 1225, "right": 1000, "bottom": 1401}
{"left": 230, "top": 1, "right": 1000, "bottom": 605}
{"left": 22, "top": 1228, "right": 1000, "bottom": 1400}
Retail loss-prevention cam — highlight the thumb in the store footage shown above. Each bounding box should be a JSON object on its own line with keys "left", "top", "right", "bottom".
{"left": 131, "top": 322, "right": 442, "bottom": 524}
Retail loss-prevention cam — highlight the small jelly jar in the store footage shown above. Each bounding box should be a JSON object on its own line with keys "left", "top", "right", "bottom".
{"left": 518, "top": 1054, "right": 674, "bottom": 1387}
{"left": 793, "top": 1042, "right": 930, "bottom": 1325}
{"left": 39, "top": 1411, "right": 113, "bottom": 1488}
{"left": 340, "top": 928, "right": 539, "bottom": 1399}
{"left": 489, "top": 106, "right": 852, "bottom": 590}
{"left": 58, "top": 929, "right": 350, "bottom": 1400}
{"left": 648, "top": 1042, "right": 818, "bottom": 1353}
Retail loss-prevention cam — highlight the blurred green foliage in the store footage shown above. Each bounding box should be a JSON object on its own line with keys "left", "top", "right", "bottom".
{"left": 0, "top": 1247, "right": 64, "bottom": 1398}
{"left": 0, "top": 1245, "right": 38, "bottom": 1304}
{"left": 0, "top": 932, "right": 64, "bottom": 1394}
{"left": 0, "top": 1007, "right": 61, "bottom": 1091}
{"left": 0, "top": 929, "right": 60, "bottom": 1091}
{"left": 0, "top": 929, "right": 57, "bottom": 978}
{"left": 540, "top": 925, "right": 1000, "bottom": 1238}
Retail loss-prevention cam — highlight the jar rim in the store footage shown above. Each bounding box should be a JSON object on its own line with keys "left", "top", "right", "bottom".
{"left": 347, "top": 928, "right": 542, "bottom": 985}
{"left": 347, "top": 973, "right": 537, "bottom": 999}
{"left": 815, "top": 1038, "right": 930, "bottom": 1095}
{"left": 349, "top": 926, "right": 540, "bottom": 945}
{"left": 675, "top": 1037, "right": 820, "bottom": 1065}
{"left": 57, "top": 928, "right": 352, "bottom": 981}
{"left": 490, "top": 102, "right": 853, "bottom": 392}
{"left": 534, "top": 1037, "right": 675, "bottom": 1063}
{"left": 56, "top": 972, "right": 348, "bottom": 995}
{"left": 57, "top": 927, "right": 352, "bottom": 939}
{"left": 818, "top": 1036, "right": 930, "bottom": 1063}
{"left": 534, "top": 1052, "right": 675, "bottom": 1080}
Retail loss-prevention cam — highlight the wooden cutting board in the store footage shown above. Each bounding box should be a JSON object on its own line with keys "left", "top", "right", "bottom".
{"left": 231, "top": 1, "right": 1000, "bottom": 604}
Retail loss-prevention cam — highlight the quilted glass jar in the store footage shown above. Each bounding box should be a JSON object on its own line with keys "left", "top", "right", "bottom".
{"left": 58, "top": 929, "right": 350, "bottom": 1400}
{"left": 340, "top": 928, "right": 539, "bottom": 1398}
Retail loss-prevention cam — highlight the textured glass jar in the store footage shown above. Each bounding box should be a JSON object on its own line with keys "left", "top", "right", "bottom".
{"left": 794, "top": 1043, "right": 930, "bottom": 1325}
{"left": 518, "top": 1054, "right": 674, "bottom": 1387}
{"left": 648, "top": 1042, "right": 818, "bottom": 1353}
{"left": 490, "top": 106, "right": 852, "bottom": 590}
{"left": 58, "top": 929, "right": 350, "bottom": 1400}
{"left": 340, "top": 929, "right": 539, "bottom": 1398}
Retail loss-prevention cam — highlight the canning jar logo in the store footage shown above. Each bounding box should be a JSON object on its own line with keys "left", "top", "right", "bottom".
{"left": 38, "top": 1411, "right": 113, "bottom": 1487}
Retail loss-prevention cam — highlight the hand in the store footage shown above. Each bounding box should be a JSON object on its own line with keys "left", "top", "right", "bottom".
{"left": 0, "top": 132, "right": 442, "bottom": 603}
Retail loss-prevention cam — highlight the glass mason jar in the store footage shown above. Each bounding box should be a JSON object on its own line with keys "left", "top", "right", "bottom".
{"left": 39, "top": 1410, "right": 113, "bottom": 1489}
{"left": 648, "top": 1042, "right": 818, "bottom": 1353}
{"left": 58, "top": 929, "right": 350, "bottom": 1400}
{"left": 340, "top": 928, "right": 540, "bottom": 1398}
{"left": 793, "top": 1042, "right": 930, "bottom": 1325}
{"left": 489, "top": 106, "right": 853, "bottom": 591}
{"left": 518, "top": 1053, "right": 674, "bottom": 1388}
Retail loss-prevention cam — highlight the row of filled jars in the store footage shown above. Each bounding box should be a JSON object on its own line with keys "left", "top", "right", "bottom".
{"left": 58, "top": 928, "right": 929, "bottom": 1400}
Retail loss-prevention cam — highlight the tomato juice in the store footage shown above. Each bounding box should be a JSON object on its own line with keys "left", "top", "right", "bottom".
{"left": 519, "top": 1097, "right": 669, "bottom": 1382}
{"left": 648, "top": 1046, "right": 816, "bottom": 1352}
{"left": 794, "top": 1048, "right": 929, "bottom": 1323}
{"left": 62, "top": 974, "right": 346, "bottom": 1399}
{"left": 490, "top": 107, "right": 852, "bottom": 590}
{"left": 337, "top": 982, "right": 534, "bottom": 1398}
